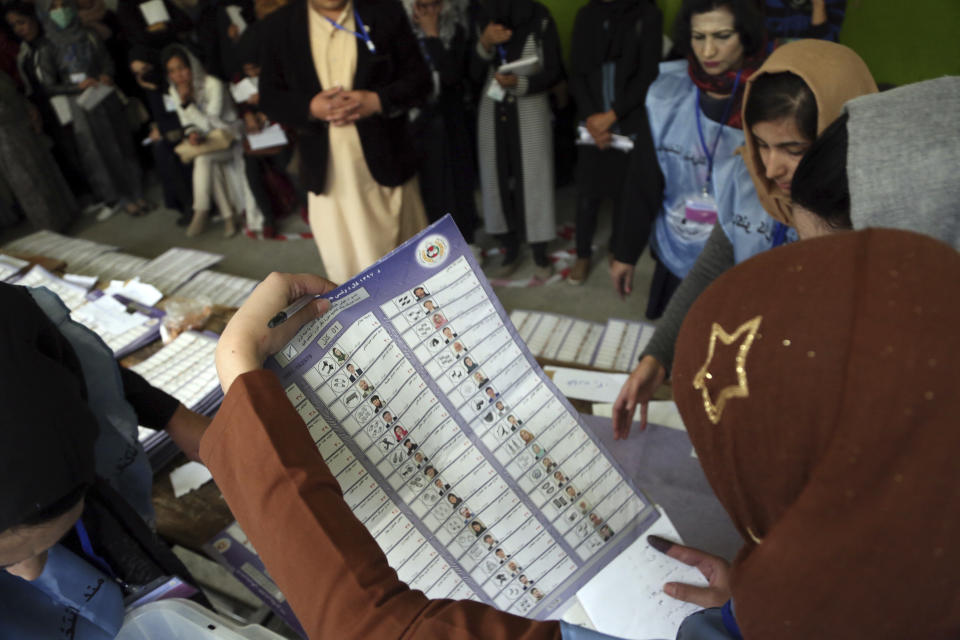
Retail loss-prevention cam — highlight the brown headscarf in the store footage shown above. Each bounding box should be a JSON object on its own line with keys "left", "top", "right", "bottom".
{"left": 741, "top": 40, "right": 877, "bottom": 226}
{"left": 672, "top": 229, "right": 960, "bottom": 639}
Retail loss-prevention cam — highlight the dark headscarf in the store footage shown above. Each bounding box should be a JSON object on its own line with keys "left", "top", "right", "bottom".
{"left": 477, "top": 0, "right": 539, "bottom": 61}
{"left": 233, "top": 20, "right": 262, "bottom": 67}
{"left": 673, "top": 229, "right": 960, "bottom": 639}
{"left": 0, "top": 284, "right": 98, "bottom": 533}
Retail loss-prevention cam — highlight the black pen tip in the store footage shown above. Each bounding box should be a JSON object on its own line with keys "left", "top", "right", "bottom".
{"left": 267, "top": 312, "right": 287, "bottom": 329}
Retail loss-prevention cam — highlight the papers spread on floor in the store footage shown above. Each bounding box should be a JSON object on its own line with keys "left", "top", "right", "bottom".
{"left": 510, "top": 310, "right": 656, "bottom": 373}
{"left": 71, "top": 291, "right": 164, "bottom": 358}
{"left": 172, "top": 270, "right": 258, "bottom": 307}
{"left": 498, "top": 56, "right": 540, "bottom": 76}
{"left": 14, "top": 264, "right": 91, "bottom": 310}
{"left": 576, "top": 124, "right": 635, "bottom": 153}
{"left": 0, "top": 253, "right": 29, "bottom": 281}
{"left": 573, "top": 508, "right": 706, "bottom": 640}
{"left": 69, "top": 252, "right": 149, "bottom": 283}
{"left": 2, "top": 230, "right": 117, "bottom": 271}
{"left": 102, "top": 277, "right": 165, "bottom": 307}
{"left": 246, "top": 123, "right": 288, "bottom": 150}
{"left": 137, "top": 247, "right": 223, "bottom": 294}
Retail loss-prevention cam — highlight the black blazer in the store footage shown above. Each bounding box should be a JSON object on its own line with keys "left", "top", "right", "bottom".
{"left": 259, "top": 0, "right": 431, "bottom": 194}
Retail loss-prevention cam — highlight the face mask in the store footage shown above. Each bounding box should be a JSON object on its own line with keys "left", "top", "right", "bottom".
{"left": 49, "top": 7, "right": 76, "bottom": 29}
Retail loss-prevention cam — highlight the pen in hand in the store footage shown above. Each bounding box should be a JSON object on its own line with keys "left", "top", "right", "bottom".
{"left": 267, "top": 294, "right": 326, "bottom": 328}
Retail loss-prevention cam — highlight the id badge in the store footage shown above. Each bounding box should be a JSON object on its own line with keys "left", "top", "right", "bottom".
{"left": 684, "top": 192, "right": 718, "bottom": 224}
{"left": 70, "top": 72, "right": 87, "bottom": 84}
{"left": 486, "top": 81, "right": 506, "bottom": 103}
{"left": 162, "top": 94, "right": 177, "bottom": 112}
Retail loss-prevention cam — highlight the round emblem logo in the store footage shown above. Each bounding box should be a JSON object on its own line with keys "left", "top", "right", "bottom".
{"left": 416, "top": 235, "right": 449, "bottom": 268}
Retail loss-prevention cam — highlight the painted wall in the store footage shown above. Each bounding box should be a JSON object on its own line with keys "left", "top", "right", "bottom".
{"left": 539, "top": 0, "right": 960, "bottom": 86}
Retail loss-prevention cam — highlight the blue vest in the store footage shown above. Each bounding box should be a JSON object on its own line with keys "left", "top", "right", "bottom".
{"left": 647, "top": 61, "right": 795, "bottom": 277}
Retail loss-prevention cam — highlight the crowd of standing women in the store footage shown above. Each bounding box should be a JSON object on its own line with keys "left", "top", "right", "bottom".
{"left": 0, "top": 0, "right": 850, "bottom": 282}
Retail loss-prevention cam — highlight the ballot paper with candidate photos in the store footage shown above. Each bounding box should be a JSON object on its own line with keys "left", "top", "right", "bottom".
{"left": 265, "top": 215, "right": 660, "bottom": 620}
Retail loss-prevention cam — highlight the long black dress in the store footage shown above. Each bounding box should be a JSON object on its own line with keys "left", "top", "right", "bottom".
{"left": 569, "top": 0, "right": 661, "bottom": 259}
{"left": 410, "top": 23, "right": 479, "bottom": 243}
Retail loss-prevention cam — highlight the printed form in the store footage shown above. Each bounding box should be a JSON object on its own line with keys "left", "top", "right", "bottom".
{"left": 265, "top": 216, "right": 660, "bottom": 620}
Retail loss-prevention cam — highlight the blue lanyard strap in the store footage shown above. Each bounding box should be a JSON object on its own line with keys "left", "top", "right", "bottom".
{"left": 323, "top": 8, "right": 376, "bottom": 54}
{"left": 74, "top": 520, "right": 117, "bottom": 580}
{"left": 771, "top": 220, "right": 789, "bottom": 247}
{"left": 695, "top": 70, "right": 742, "bottom": 189}
{"left": 721, "top": 600, "right": 744, "bottom": 640}
{"left": 497, "top": 45, "right": 507, "bottom": 65}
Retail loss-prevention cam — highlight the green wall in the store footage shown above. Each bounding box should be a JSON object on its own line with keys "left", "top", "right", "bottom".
{"left": 540, "top": 0, "right": 960, "bottom": 86}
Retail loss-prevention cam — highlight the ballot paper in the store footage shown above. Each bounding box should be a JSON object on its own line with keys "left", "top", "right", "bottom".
{"left": 69, "top": 252, "right": 149, "bottom": 283}
{"left": 498, "top": 55, "right": 540, "bottom": 76}
{"left": 102, "top": 277, "right": 165, "bottom": 307}
{"left": 576, "top": 124, "right": 635, "bottom": 153}
{"left": 129, "top": 330, "right": 223, "bottom": 416}
{"left": 76, "top": 84, "right": 114, "bottom": 111}
{"left": 265, "top": 215, "right": 660, "bottom": 620}
{"left": 204, "top": 523, "right": 306, "bottom": 637}
{"left": 224, "top": 4, "right": 247, "bottom": 34}
{"left": 510, "top": 311, "right": 655, "bottom": 373}
{"left": 15, "top": 264, "right": 91, "bottom": 310}
{"left": 0, "top": 253, "right": 28, "bottom": 281}
{"left": 246, "top": 123, "right": 288, "bottom": 151}
{"left": 229, "top": 76, "right": 259, "bottom": 105}
{"left": 576, "top": 510, "right": 706, "bottom": 640}
{"left": 546, "top": 367, "right": 628, "bottom": 405}
{"left": 71, "top": 291, "right": 164, "bottom": 358}
{"left": 3, "top": 230, "right": 117, "bottom": 271}
{"left": 137, "top": 247, "right": 223, "bottom": 294}
{"left": 172, "top": 270, "right": 258, "bottom": 307}
{"left": 139, "top": 0, "right": 171, "bottom": 25}
{"left": 169, "top": 461, "right": 213, "bottom": 498}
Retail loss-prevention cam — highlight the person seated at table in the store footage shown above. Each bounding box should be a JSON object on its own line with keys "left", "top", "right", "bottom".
{"left": 0, "top": 283, "right": 209, "bottom": 639}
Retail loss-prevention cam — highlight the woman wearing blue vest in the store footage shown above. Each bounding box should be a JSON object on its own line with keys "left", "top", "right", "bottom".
{"left": 612, "top": 39, "right": 877, "bottom": 439}
{"left": 610, "top": 0, "right": 769, "bottom": 317}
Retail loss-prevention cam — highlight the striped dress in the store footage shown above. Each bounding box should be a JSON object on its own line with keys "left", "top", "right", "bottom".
{"left": 475, "top": 10, "right": 561, "bottom": 244}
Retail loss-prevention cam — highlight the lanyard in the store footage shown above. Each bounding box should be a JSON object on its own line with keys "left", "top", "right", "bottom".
{"left": 695, "top": 70, "right": 742, "bottom": 192}
{"left": 324, "top": 8, "right": 376, "bottom": 54}
{"left": 497, "top": 45, "right": 507, "bottom": 65}
{"left": 74, "top": 520, "right": 117, "bottom": 580}
{"left": 771, "top": 220, "right": 789, "bottom": 247}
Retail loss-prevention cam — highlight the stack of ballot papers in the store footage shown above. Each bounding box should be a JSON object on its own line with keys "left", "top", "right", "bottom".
{"left": 0, "top": 253, "right": 28, "bottom": 281}
{"left": 3, "top": 230, "right": 117, "bottom": 271}
{"left": 172, "top": 270, "right": 258, "bottom": 307}
{"left": 130, "top": 331, "right": 223, "bottom": 416}
{"left": 14, "top": 264, "right": 93, "bottom": 311}
{"left": 510, "top": 310, "right": 656, "bottom": 373}
{"left": 576, "top": 124, "right": 635, "bottom": 153}
{"left": 71, "top": 291, "right": 164, "bottom": 359}
{"left": 68, "top": 252, "right": 149, "bottom": 283}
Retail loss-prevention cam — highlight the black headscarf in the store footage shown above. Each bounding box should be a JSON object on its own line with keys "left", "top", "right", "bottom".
{"left": 233, "top": 20, "right": 263, "bottom": 67}
{"left": 0, "top": 284, "right": 98, "bottom": 533}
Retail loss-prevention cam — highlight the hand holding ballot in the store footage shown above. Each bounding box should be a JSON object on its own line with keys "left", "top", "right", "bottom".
{"left": 215, "top": 273, "right": 334, "bottom": 392}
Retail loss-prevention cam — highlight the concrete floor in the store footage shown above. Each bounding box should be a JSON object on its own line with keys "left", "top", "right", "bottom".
{"left": 0, "top": 182, "right": 658, "bottom": 325}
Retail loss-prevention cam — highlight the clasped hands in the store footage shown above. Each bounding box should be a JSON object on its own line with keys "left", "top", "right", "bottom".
{"left": 586, "top": 109, "right": 617, "bottom": 149}
{"left": 310, "top": 86, "right": 381, "bottom": 126}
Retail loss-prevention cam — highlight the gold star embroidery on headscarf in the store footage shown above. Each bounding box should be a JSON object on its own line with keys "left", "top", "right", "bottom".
{"left": 693, "top": 316, "right": 763, "bottom": 424}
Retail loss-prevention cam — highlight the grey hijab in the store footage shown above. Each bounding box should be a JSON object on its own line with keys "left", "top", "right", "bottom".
{"left": 35, "top": 0, "right": 91, "bottom": 49}
{"left": 847, "top": 76, "right": 960, "bottom": 250}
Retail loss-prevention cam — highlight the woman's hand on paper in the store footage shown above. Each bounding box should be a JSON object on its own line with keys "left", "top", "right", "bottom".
{"left": 612, "top": 355, "right": 666, "bottom": 439}
{"left": 648, "top": 536, "right": 732, "bottom": 607}
{"left": 216, "top": 273, "right": 336, "bottom": 393}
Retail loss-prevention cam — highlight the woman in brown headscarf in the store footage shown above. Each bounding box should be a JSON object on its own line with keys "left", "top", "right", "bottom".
{"left": 613, "top": 40, "right": 877, "bottom": 439}
{"left": 664, "top": 228, "right": 960, "bottom": 638}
